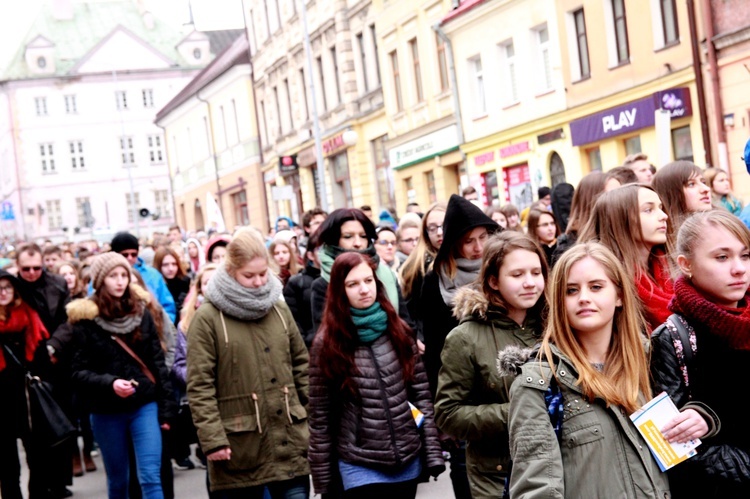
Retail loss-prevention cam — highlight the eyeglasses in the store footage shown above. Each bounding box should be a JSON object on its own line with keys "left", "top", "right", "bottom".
{"left": 21, "top": 266, "right": 42, "bottom": 272}
{"left": 377, "top": 240, "right": 396, "bottom": 247}
{"left": 400, "top": 237, "right": 419, "bottom": 244}
{"left": 426, "top": 225, "right": 443, "bottom": 235}
{"left": 0, "top": 285, "right": 13, "bottom": 293}
{"left": 120, "top": 251, "right": 138, "bottom": 258}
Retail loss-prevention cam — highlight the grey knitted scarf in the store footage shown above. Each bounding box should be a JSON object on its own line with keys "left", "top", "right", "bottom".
{"left": 204, "top": 265, "right": 282, "bottom": 321}
{"left": 438, "top": 257, "right": 482, "bottom": 306}
{"left": 95, "top": 309, "right": 144, "bottom": 335}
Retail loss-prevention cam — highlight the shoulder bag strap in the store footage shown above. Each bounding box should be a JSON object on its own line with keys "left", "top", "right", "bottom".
{"left": 111, "top": 335, "right": 156, "bottom": 384}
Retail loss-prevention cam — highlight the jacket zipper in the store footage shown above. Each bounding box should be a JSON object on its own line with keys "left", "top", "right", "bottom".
{"left": 369, "top": 345, "right": 402, "bottom": 466}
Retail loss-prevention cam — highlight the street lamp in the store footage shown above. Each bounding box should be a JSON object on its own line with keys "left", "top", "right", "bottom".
{"left": 342, "top": 129, "right": 358, "bottom": 147}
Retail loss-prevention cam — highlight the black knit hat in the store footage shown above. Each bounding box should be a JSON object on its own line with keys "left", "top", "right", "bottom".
{"left": 0, "top": 269, "right": 21, "bottom": 292}
{"left": 434, "top": 194, "right": 499, "bottom": 267}
{"left": 110, "top": 232, "right": 139, "bottom": 254}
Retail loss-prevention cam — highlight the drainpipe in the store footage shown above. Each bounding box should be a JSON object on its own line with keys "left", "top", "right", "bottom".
{"left": 195, "top": 91, "right": 224, "bottom": 219}
{"left": 2, "top": 82, "right": 26, "bottom": 240}
{"left": 700, "top": 0, "right": 729, "bottom": 173}
{"left": 155, "top": 121, "right": 179, "bottom": 228}
{"left": 432, "top": 23, "right": 465, "bottom": 146}
{"left": 687, "top": 0, "right": 713, "bottom": 167}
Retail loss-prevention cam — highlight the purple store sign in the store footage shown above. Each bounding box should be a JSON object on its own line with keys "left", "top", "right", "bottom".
{"left": 570, "top": 88, "right": 692, "bottom": 147}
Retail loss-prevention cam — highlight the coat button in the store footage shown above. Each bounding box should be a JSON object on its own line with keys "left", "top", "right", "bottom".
{"left": 288, "top": 472, "right": 294, "bottom": 478}
{"left": 265, "top": 347, "right": 270, "bottom": 353}
{"left": 538, "top": 379, "right": 545, "bottom": 385}
{"left": 282, "top": 441, "right": 288, "bottom": 446}
{"left": 559, "top": 370, "right": 566, "bottom": 376}
{"left": 277, "top": 409, "right": 282, "bottom": 415}
{"left": 526, "top": 377, "right": 533, "bottom": 383}
{"left": 490, "top": 382, "right": 496, "bottom": 388}
{"left": 496, "top": 465, "right": 502, "bottom": 471}
{"left": 271, "top": 378, "right": 277, "bottom": 384}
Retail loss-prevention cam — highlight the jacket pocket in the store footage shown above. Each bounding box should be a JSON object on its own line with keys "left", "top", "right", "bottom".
{"left": 288, "top": 404, "right": 308, "bottom": 423}
{"left": 561, "top": 422, "right": 604, "bottom": 449}
{"left": 221, "top": 414, "right": 262, "bottom": 471}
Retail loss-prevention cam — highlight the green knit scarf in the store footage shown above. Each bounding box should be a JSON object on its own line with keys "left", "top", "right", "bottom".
{"left": 350, "top": 302, "right": 388, "bottom": 344}
{"left": 319, "top": 244, "right": 400, "bottom": 309}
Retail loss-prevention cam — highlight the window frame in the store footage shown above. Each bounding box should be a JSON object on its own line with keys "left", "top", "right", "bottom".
{"left": 436, "top": 32, "right": 449, "bottom": 92}
{"left": 660, "top": 0, "right": 679, "bottom": 45}
{"left": 409, "top": 38, "right": 424, "bottom": 103}
{"left": 69, "top": 140, "right": 85, "bottom": 170}
{"left": 390, "top": 50, "right": 403, "bottom": 111}
{"left": 115, "top": 91, "right": 128, "bottom": 110}
{"left": 612, "top": 0, "right": 630, "bottom": 64}
{"left": 573, "top": 8, "right": 591, "bottom": 79}
{"left": 469, "top": 55, "right": 486, "bottom": 116}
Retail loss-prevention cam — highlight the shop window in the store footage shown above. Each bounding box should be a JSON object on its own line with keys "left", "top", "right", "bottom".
{"left": 587, "top": 147, "right": 602, "bottom": 172}
{"left": 503, "top": 164, "right": 533, "bottom": 210}
{"left": 405, "top": 177, "right": 416, "bottom": 204}
{"left": 672, "top": 126, "right": 693, "bottom": 162}
{"left": 232, "top": 190, "right": 250, "bottom": 226}
{"left": 331, "top": 152, "right": 352, "bottom": 207}
{"left": 483, "top": 170, "right": 499, "bottom": 203}
{"left": 549, "top": 152, "right": 566, "bottom": 186}
{"left": 425, "top": 171, "right": 437, "bottom": 204}
{"left": 372, "top": 135, "right": 394, "bottom": 209}
{"left": 625, "top": 136, "right": 642, "bottom": 156}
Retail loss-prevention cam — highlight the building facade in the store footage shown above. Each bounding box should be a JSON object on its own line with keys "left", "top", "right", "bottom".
{"left": 0, "top": 1, "right": 214, "bottom": 242}
{"left": 155, "top": 35, "right": 268, "bottom": 235}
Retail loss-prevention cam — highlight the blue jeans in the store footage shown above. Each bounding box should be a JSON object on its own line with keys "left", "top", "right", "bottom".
{"left": 214, "top": 476, "right": 310, "bottom": 499}
{"left": 91, "top": 402, "right": 163, "bottom": 499}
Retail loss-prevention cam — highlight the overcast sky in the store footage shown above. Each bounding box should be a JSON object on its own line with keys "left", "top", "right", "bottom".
{"left": 0, "top": 0, "right": 245, "bottom": 71}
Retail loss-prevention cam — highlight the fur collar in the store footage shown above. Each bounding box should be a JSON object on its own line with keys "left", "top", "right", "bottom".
{"left": 451, "top": 286, "right": 489, "bottom": 320}
{"left": 66, "top": 283, "right": 152, "bottom": 323}
{"left": 496, "top": 345, "right": 536, "bottom": 377}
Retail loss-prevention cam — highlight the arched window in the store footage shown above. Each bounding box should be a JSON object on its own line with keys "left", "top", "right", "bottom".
{"left": 549, "top": 152, "right": 566, "bottom": 186}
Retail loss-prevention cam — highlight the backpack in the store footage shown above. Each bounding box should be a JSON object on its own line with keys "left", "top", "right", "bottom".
{"left": 661, "top": 313, "right": 698, "bottom": 394}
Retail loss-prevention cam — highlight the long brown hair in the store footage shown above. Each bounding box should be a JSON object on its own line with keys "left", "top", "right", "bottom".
{"left": 92, "top": 268, "right": 143, "bottom": 323}
{"left": 317, "top": 252, "right": 415, "bottom": 396}
{"left": 54, "top": 260, "right": 86, "bottom": 299}
{"left": 180, "top": 263, "right": 218, "bottom": 332}
{"left": 268, "top": 240, "right": 301, "bottom": 275}
{"left": 566, "top": 172, "right": 606, "bottom": 234}
{"left": 399, "top": 202, "right": 447, "bottom": 297}
{"left": 652, "top": 160, "right": 705, "bottom": 252}
{"left": 153, "top": 246, "right": 187, "bottom": 280}
{"left": 526, "top": 209, "right": 559, "bottom": 246}
{"left": 541, "top": 243, "right": 650, "bottom": 414}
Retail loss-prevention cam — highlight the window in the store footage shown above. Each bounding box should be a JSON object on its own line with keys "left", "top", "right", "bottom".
{"left": 283, "top": 79, "right": 294, "bottom": 131}
{"left": 262, "top": 0, "right": 271, "bottom": 38}
{"left": 390, "top": 50, "right": 403, "bottom": 111}
{"left": 660, "top": 0, "right": 678, "bottom": 45}
{"left": 331, "top": 46, "right": 341, "bottom": 105}
{"left": 260, "top": 100, "right": 269, "bottom": 145}
{"left": 46, "top": 200, "right": 62, "bottom": 229}
{"left": 372, "top": 135, "right": 394, "bottom": 209}
{"left": 35, "top": 97, "right": 47, "bottom": 116}
{"left": 624, "top": 136, "right": 642, "bottom": 156}
{"left": 612, "top": 0, "right": 630, "bottom": 64}
{"left": 148, "top": 134, "right": 163, "bottom": 164}
{"left": 193, "top": 48, "right": 202, "bottom": 60}
{"left": 587, "top": 147, "right": 602, "bottom": 171}
{"left": 154, "top": 189, "right": 171, "bottom": 217}
{"left": 316, "top": 56, "right": 328, "bottom": 111}
{"left": 573, "top": 9, "right": 590, "bottom": 79}
{"left": 126, "top": 193, "right": 140, "bottom": 223}
{"left": 120, "top": 137, "right": 135, "bottom": 165}
{"left": 142, "top": 89, "right": 154, "bottom": 108}
{"left": 331, "top": 152, "right": 353, "bottom": 207}
{"left": 232, "top": 190, "right": 250, "bottom": 226}
{"left": 300, "top": 69, "right": 309, "bottom": 121}
{"left": 501, "top": 41, "right": 518, "bottom": 104}
{"left": 40, "top": 143, "right": 55, "bottom": 173}
{"left": 69, "top": 141, "right": 85, "bottom": 170}
{"left": 370, "top": 25, "right": 381, "bottom": 86}
{"left": 357, "top": 33, "right": 369, "bottom": 93}
{"left": 76, "top": 197, "right": 92, "bottom": 228}
{"left": 425, "top": 171, "right": 437, "bottom": 204}
{"left": 64, "top": 95, "right": 77, "bottom": 114}
{"left": 230, "top": 99, "right": 240, "bottom": 145}
{"left": 116, "top": 91, "right": 128, "bottom": 110}
{"left": 672, "top": 126, "right": 693, "bottom": 161}
{"left": 37, "top": 56, "right": 46, "bottom": 69}
{"left": 219, "top": 105, "right": 228, "bottom": 150}
{"left": 537, "top": 26, "right": 553, "bottom": 91}
{"left": 409, "top": 38, "right": 424, "bottom": 103}
{"left": 469, "top": 56, "right": 486, "bottom": 115}
{"left": 436, "top": 32, "right": 449, "bottom": 92}
{"left": 273, "top": 86, "right": 282, "bottom": 134}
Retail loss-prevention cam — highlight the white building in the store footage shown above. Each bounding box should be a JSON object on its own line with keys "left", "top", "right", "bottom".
{"left": 0, "top": 0, "right": 230, "bottom": 242}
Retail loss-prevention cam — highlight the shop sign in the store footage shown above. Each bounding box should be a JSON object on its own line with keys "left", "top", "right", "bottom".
{"left": 263, "top": 168, "right": 277, "bottom": 184}
{"left": 503, "top": 164, "right": 533, "bottom": 210}
{"left": 388, "top": 125, "right": 459, "bottom": 169}
{"left": 322, "top": 133, "right": 347, "bottom": 156}
{"left": 499, "top": 141, "right": 530, "bottom": 159}
{"left": 279, "top": 155, "right": 299, "bottom": 176}
{"left": 537, "top": 128, "right": 564, "bottom": 145}
{"left": 474, "top": 151, "right": 495, "bottom": 167}
{"left": 297, "top": 146, "right": 316, "bottom": 167}
{"left": 570, "top": 87, "right": 692, "bottom": 146}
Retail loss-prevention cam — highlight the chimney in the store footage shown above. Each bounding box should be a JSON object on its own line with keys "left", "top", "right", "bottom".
{"left": 52, "top": 0, "right": 74, "bottom": 20}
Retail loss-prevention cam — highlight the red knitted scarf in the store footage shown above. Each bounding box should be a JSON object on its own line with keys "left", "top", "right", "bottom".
{"left": 670, "top": 276, "right": 750, "bottom": 351}
{"left": 636, "top": 255, "right": 674, "bottom": 334}
{"left": 0, "top": 302, "right": 49, "bottom": 372}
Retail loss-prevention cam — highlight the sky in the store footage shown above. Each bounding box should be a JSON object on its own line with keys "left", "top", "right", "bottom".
{"left": 0, "top": 0, "right": 245, "bottom": 71}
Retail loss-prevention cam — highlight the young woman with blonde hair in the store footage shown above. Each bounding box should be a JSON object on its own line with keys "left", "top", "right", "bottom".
{"left": 187, "top": 229, "right": 310, "bottom": 497}
{"left": 579, "top": 184, "right": 673, "bottom": 332}
{"left": 506, "top": 243, "right": 673, "bottom": 498}
{"left": 268, "top": 239, "right": 300, "bottom": 286}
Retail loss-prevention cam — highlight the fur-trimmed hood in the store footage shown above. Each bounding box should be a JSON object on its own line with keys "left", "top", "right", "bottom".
{"left": 496, "top": 344, "right": 536, "bottom": 377}
{"left": 66, "top": 283, "right": 152, "bottom": 323}
{"left": 451, "top": 286, "right": 489, "bottom": 320}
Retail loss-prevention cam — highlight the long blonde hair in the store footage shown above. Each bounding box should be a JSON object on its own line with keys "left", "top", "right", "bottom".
{"left": 399, "top": 202, "right": 447, "bottom": 297}
{"left": 180, "top": 263, "right": 218, "bottom": 332}
{"left": 541, "top": 243, "right": 651, "bottom": 414}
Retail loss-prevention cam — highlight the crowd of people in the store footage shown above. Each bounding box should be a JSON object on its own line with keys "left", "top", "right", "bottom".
{"left": 2, "top": 154, "right": 750, "bottom": 498}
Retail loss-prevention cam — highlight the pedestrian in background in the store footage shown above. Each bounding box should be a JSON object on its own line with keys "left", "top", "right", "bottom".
{"left": 153, "top": 247, "right": 190, "bottom": 326}
{"left": 284, "top": 236, "right": 321, "bottom": 348}
{"left": 703, "top": 166, "right": 743, "bottom": 216}
{"left": 526, "top": 209, "right": 559, "bottom": 266}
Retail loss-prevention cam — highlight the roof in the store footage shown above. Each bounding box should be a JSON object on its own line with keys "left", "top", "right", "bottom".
{"left": 155, "top": 33, "right": 249, "bottom": 123}
{"left": 440, "top": 0, "right": 487, "bottom": 26}
{"left": 206, "top": 29, "right": 245, "bottom": 55}
{"left": 2, "top": 0, "right": 198, "bottom": 80}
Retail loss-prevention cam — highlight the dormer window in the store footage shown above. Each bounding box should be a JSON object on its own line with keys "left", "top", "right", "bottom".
{"left": 193, "top": 48, "right": 202, "bottom": 60}
{"left": 37, "top": 56, "right": 47, "bottom": 69}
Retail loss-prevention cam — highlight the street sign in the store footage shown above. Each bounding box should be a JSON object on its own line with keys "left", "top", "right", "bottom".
{"left": 1, "top": 201, "right": 15, "bottom": 221}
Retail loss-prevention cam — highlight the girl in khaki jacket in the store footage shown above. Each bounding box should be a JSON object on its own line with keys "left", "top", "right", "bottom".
{"left": 187, "top": 229, "right": 310, "bottom": 498}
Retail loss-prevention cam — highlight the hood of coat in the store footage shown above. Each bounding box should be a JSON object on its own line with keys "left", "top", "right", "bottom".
{"left": 551, "top": 183, "right": 575, "bottom": 233}
{"left": 66, "top": 283, "right": 152, "bottom": 323}
{"left": 452, "top": 286, "right": 489, "bottom": 320}
{"left": 435, "top": 194, "right": 499, "bottom": 269}
{"left": 496, "top": 344, "right": 536, "bottom": 377}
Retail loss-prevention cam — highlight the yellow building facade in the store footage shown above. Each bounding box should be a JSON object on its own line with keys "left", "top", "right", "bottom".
{"left": 156, "top": 36, "right": 268, "bottom": 234}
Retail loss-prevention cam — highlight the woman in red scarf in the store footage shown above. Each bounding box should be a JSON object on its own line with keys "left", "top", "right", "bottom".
{"left": 651, "top": 210, "right": 750, "bottom": 497}
{"left": 0, "top": 269, "right": 49, "bottom": 499}
{"left": 579, "top": 184, "right": 674, "bottom": 333}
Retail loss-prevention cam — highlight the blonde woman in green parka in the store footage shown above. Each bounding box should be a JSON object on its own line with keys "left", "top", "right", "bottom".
{"left": 186, "top": 229, "right": 310, "bottom": 497}
{"left": 505, "top": 243, "right": 677, "bottom": 498}
{"left": 434, "top": 232, "right": 548, "bottom": 498}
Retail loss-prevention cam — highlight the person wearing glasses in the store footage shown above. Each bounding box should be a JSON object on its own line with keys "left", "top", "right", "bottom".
{"left": 375, "top": 226, "right": 400, "bottom": 272}
{"left": 109, "top": 232, "right": 176, "bottom": 323}
{"left": 395, "top": 216, "right": 421, "bottom": 266}
{"left": 14, "top": 243, "right": 73, "bottom": 498}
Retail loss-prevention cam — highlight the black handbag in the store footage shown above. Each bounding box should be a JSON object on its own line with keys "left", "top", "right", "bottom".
{"left": 2, "top": 344, "right": 76, "bottom": 448}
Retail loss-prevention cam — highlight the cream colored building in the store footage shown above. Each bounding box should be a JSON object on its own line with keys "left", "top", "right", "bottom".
{"left": 245, "top": 0, "right": 388, "bottom": 222}
{"left": 155, "top": 35, "right": 268, "bottom": 234}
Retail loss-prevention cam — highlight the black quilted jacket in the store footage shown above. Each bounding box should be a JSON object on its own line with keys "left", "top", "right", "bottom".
{"left": 308, "top": 332, "right": 444, "bottom": 494}
{"left": 651, "top": 316, "right": 750, "bottom": 496}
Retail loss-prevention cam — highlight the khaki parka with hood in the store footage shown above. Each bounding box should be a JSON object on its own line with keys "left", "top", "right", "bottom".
{"left": 186, "top": 299, "right": 310, "bottom": 492}
{"left": 434, "top": 287, "right": 542, "bottom": 498}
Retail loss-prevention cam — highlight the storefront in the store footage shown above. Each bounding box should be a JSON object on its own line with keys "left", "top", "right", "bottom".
{"left": 389, "top": 124, "right": 463, "bottom": 212}
{"left": 323, "top": 132, "right": 353, "bottom": 208}
{"left": 569, "top": 87, "right": 698, "bottom": 171}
